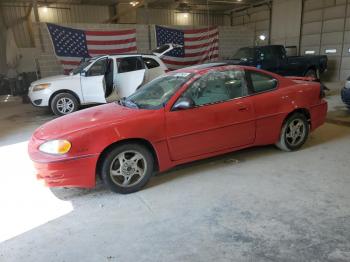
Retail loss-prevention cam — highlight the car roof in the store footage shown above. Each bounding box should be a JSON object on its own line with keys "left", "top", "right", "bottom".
{"left": 171, "top": 63, "right": 245, "bottom": 74}
{"left": 91, "top": 54, "right": 159, "bottom": 59}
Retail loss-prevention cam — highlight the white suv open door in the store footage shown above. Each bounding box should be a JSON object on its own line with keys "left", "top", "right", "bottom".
{"left": 151, "top": 44, "right": 183, "bottom": 57}
{"left": 115, "top": 56, "right": 146, "bottom": 98}
{"left": 80, "top": 57, "right": 107, "bottom": 104}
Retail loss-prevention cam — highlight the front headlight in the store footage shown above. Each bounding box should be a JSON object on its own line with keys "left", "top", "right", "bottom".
{"left": 32, "top": 83, "right": 51, "bottom": 92}
{"left": 39, "top": 140, "right": 71, "bottom": 155}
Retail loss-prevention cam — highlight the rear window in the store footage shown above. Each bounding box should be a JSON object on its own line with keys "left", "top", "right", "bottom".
{"left": 249, "top": 71, "right": 278, "bottom": 93}
{"left": 117, "top": 57, "right": 144, "bottom": 73}
{"left": 143, "top": 57, "right": 160, "bottom": 69}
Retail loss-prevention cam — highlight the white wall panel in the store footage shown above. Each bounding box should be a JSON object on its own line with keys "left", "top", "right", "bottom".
{"left": 301, "top": 0, "right": 350, "bottom": 80}
{"left": 271, "top": 0, "right": 302, "bottom": 48}
{"left": 0, "top": 10, "right": 7, "bottom": 75}
{"left": 137, "top": 8, "right": 227, "bottom": 26}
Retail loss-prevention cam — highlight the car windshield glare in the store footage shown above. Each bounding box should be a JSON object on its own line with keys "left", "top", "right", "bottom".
{"left": 71, "top": 59, "right": 94, "bottom": 75}
{"left": 125, "top": 73, "right": 193, "bottom": 110}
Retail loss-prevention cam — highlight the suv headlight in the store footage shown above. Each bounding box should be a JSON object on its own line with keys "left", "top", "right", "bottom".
{"left": 32, "top": 83, "right": 51, "bottom": 92}
{"left": 39, "top": 140, "right": 71, "bottom": 155}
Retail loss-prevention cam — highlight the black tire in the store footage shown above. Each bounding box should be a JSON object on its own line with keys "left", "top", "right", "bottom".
{"left": 50, "top": 92, "right": 79, "bottom": 116}
{"left": 101, "top": 143, "right": 154, "bottom": 194}
{"left": 276, "top": 113, "right": 309, "bottom": 152}
{"left": 305, "top": 68, "right": 318, "bottom": 79}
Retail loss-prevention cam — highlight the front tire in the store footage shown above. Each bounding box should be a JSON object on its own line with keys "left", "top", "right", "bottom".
{"left": 50, "top": 93, "right": 79, "bottom": 116}
{"left": 276, "top": 113, "right": 309, "bottom": 152}
{"left": 101, "top": 143, "right": 154, "bottom": 194}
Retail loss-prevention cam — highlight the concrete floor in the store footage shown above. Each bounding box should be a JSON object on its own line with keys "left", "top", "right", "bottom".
{"left": 0, "top": 83, "right": 350, "bottom": 262}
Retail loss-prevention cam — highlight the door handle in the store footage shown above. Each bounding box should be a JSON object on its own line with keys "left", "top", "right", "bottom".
{"left": 238, "top": 106, "right": 248, "bottom": 111}
{"left": 237, "top": 104, "right": 248, "bottom": 111}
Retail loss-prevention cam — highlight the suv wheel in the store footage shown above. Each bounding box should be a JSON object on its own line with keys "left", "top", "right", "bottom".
{"left": 51, "top": 93, "right": 79, "bottom": 116}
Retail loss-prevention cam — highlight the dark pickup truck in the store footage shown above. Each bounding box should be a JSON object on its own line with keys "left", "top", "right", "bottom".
{"left": 226, "top": 45, "right": 328, "bottom": 79}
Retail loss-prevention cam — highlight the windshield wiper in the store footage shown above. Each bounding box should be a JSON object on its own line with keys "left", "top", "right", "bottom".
{"left": 124, "top": 98, "right": 139, "bottom": 109}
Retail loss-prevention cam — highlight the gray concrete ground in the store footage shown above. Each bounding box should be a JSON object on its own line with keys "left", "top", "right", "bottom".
{"left": 0, "top": 83, "right": 350, "bottom": 262}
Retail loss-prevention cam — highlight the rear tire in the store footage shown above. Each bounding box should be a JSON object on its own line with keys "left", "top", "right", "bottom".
{"left": 276, "top": 113, "right": 309, "bottom": 152}
{"left": 50, "top": 92, "right": 79, "bottom": 116}
{"left": 101, "top": 143, "right": 154, "bottom": 194}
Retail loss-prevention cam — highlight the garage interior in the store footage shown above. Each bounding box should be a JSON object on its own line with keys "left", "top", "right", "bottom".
{"left": 1, "top": 0, "right": 350, "bottom": 261}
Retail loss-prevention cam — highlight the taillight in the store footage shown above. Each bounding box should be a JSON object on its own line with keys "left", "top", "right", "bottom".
{"left": 165, "top": 69, "right": 170, "bottom": 73}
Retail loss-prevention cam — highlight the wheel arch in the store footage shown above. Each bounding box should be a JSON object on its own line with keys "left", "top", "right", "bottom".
{"left": 49, "top": 89, "right": 81, "bottom": 107}
{"left": 95, "top": 138, "right": 160, "bottom": 179}
{"left": 283, "top": 108, "right": 311, "bottom": 127}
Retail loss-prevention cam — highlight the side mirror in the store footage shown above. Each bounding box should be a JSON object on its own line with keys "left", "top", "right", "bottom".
{"left": 81, "top": 70, "right": 87, "bottom": 77}
{"left": 172, "top": 97, "right": 194, "bottom": 111}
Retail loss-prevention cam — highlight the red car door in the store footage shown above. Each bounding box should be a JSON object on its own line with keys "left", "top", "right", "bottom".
{"left": 165, "top": 69, "right": 256, "bottom": 161}
{"left": 245, "top": 69, "right": 285, "bottom": 145}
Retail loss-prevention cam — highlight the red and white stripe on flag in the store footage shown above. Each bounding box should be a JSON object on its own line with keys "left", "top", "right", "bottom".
{"left": 46, "top": 23, "right": 137, "bottom": 74}
{"left": 161, "top": 27, "right": 219, "bottom": 70}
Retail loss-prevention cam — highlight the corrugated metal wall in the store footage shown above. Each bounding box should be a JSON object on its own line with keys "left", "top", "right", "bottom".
{"left": 301, "top": 0, "right": 349, "bottom": 81}
{"left": 271, "top": 0, "right": 302, "bottom": 48}
{"left": 0, "top": 9, "right": 7, "bottom": 75}
{"left": 1, "top": 4, "right": 110, "bottom": 48}
{"left": 231, "top": 5, "right": 271, "bottom": 45}
{"left": 137, "top": 8, "right": 230, "bottom": 26}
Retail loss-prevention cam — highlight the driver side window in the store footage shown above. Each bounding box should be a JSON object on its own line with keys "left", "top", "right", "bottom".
{"left": 87, "top": 58, "right": 107, "bottom": 77}
{"left": 182, "top": 70, "right": 247, "bottom": 107}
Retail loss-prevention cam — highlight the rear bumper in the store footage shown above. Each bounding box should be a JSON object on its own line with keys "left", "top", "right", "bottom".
{"left": 310, "top": 100, "right": 328, "bottom": 131}
{"left": 341, "top": 87, "right": 350, "bottom": 107}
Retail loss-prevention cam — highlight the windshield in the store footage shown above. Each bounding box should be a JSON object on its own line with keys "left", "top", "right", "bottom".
{"left": 232, "top": 47, "right": 255, "bottom": 60}
{"left": 71, "top": 59, "right": 93, "bottom": 75}
{"left": 123, "top": 73, "right": 193, "bottom": 110}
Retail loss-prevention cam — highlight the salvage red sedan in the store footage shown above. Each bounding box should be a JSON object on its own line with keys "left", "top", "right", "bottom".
{"left": 28, "top": 64, "right": 327, "bottom": 194}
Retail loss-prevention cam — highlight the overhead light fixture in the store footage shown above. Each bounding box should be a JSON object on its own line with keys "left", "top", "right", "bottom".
{"left": 130, "top": 1, "right": 139, "bottom": 7}
{"left": 259, "top": 34, "right": 266, "bottom": 41}
{"left": 183, "top": 13, "right": 189, "bottom": 18}
{"left": 42, "top": 6, "right": 48, "bottom": 13}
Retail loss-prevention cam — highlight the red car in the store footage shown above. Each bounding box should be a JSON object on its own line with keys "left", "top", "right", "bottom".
{"left": 28, "top": 64, "right": 327, "bottom": 194}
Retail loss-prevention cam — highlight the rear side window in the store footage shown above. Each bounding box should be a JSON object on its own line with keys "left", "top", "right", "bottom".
{"left": 117, "top": 57, "right": 144, "bottom": 73}
{"left": 249, "top": 71, "right": 277, "bottom": 93}
{"left": 143, "top": 57, "right": 160, "bottom": 69}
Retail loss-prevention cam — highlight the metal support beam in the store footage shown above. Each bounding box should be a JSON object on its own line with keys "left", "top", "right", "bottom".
{"left": 33, "top": 0, "right": 45, "bottom": 52}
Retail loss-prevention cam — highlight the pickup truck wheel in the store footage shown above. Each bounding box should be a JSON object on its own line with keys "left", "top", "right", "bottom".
{"left": 51, "top": 93, "right": 79, "bottom": 116}
{"left": 101, "top": 143, "right": 154, "bottom": 194}
{"left": 276, "top": 113, "right": 309, "bottom": 152}
{"left": 305, "top": 69, "right": 318, "bottom": 79}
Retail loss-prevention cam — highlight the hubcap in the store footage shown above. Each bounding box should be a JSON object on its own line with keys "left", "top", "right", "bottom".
{"left": 109, "top": 151, "right": 147, "bottom": 187}
{"left": 285, "top": 119, "right": 306, "bottom": 146}
{"left": 57, "top": 97, "right": 74, "bottom": 114}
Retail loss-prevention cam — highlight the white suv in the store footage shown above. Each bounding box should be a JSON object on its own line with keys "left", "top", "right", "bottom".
{"left": 28, "top": 45, "right": 175, "bottom": 115}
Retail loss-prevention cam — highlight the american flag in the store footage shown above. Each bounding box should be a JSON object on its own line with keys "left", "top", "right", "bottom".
{"left": 47, "top": 23, "right": 137, "bottom": 74}
{"left": 155, "top": 25, "right": 219, "bottom": 70}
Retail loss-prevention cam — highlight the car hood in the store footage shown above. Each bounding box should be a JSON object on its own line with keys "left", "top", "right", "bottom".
{"left": 33, "top": 103, "right": 146, "bottom": 140}
{"left": 31, "top": 74, "right": 77, "bottom": 85}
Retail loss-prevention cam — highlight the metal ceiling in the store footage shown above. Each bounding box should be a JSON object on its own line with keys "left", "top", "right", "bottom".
{"left": 0, "top": 0, "right": 270, "bottom": 12}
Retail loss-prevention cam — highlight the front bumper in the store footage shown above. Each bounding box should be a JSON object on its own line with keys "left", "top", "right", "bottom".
{"left": 28, "top": 136, "right": 99, "bottom": 188}
{"left": 341, "top": 87, "right": 350, "bottom": 107}
{"left": 28, "top": 89, "right": 51, "bottom": 107}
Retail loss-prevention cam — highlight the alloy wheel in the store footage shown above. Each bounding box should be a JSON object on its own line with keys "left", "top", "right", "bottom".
{"left": 109, "top": 150, "right": 147, "bottom": 187}
{"left": 56, "top": 97, "right": 75, "bottom": 114}
{"left": 285, "top": 119, "right": 306, "bottom": 147}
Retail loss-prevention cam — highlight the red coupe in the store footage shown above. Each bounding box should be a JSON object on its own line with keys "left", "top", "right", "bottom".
{"left": 28, "top": 64, "right": 327, "bottom": 194}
